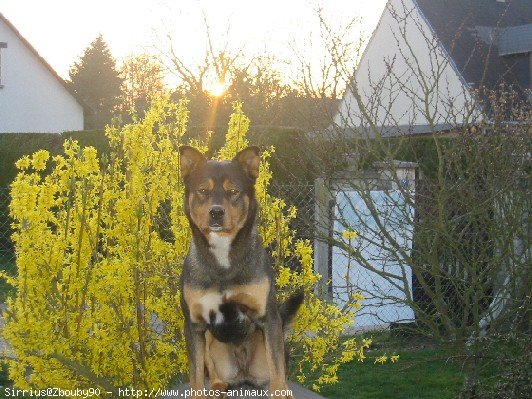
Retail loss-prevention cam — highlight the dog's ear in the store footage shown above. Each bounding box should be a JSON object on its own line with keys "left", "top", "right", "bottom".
{"left": 179, "top": 146, "right": 206, "bottom": 180}
{"left": 233, "top": 146, "right": 260, "bottom": 180}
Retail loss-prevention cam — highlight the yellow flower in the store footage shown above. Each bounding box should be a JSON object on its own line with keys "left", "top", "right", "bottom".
{"left": 15, "top": 156, "right": 31, "bottom": 170}
{"left": 276, "top": 266, "right": 291, "bottom": 287}
{"left": 342, "top": 229, "right": 359, "bottom": 240}
{"left": 353, "top": 292, "right": 364, "bottom": 301}
{"left": 31, "top": 150, "right": 50, "bottom": 171}
{"left": 82, "top": 147, "right": 99, "bottom": 173}
{"left": 391, "top": 354, "right": 400, "bottom": 363}
{"left": 375, "top": 355, "right": 388, "bottom": 364}
{"left": 5, "top": 97, "right": 367, "bottom": 393}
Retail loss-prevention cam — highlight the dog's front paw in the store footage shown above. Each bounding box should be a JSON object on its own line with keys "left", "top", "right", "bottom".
{"left": 210, "top": 380, "right": 228, "bottom": 398}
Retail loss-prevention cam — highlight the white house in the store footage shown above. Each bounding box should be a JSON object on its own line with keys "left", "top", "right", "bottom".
{"left": 0, "top": 13, "right": 84, "bottom": 133}
{"left": 333, "top": 0, "right": 531, "bottom": 137}
{"left": 316, "top": 0, "right": 531, "bottom": 330}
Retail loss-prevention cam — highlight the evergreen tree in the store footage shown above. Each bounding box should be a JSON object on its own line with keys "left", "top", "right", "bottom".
{"left": 69, "top": 35, "right": 123, "bottom": 129}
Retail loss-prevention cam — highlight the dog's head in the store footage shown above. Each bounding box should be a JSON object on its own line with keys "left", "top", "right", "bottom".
{"left": 179, "top": 146, "right": 260, "bottom": 240}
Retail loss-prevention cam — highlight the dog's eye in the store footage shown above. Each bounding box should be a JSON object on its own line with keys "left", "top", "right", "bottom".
{"left": 198, "top": 188, "right": 209, "bottom": 195}
{"left": 227, "top": 189, "right": 239, "bottom": 196}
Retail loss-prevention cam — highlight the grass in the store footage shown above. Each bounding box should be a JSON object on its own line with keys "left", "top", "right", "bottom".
{"left": 319, "top": 333, "right": 464, "bottom": 399}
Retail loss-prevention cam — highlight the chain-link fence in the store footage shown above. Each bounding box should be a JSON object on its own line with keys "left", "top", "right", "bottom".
{"left": 0, "top": 183, "right": 317, "bottom": 299}
{"left": 269, "top": 182, "right": 315, "bottom": 241}
{"left": 267, "top": 182, "right": 315, "bottom": 274}
{"left": 0, "top": 188, "right": 13, "bottom": 254}
{"left": 0, "top": 187, "right": 15, "bottom": 301}
{"left": 0, "top": 179, "right": 415, "bottom": 330}
{"left": 2, "top": 177, "right": 509, "bottom": 335}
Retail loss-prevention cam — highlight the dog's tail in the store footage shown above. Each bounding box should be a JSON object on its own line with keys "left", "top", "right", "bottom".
{"left": 279, "top": 290, "right": 304, "bottom": 327}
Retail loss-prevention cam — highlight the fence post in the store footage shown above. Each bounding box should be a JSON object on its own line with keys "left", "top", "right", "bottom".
{"left": 314, "top": 178, "right": 334, "bottom": 301}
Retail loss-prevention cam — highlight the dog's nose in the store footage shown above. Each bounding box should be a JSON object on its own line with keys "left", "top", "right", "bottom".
{"left": 209, "top": 206, "right": 225, "bottom": 221}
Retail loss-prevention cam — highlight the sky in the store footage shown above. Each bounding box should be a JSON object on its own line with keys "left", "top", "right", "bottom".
{"left": 0, "top": 0, "right": 387, "bottom": 86}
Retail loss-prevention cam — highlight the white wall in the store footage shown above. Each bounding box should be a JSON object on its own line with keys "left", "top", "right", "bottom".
{"left": 0, "top": 19, "right": 84, "bottom": 133}
{"left": 334, "top": 0, "right": 480, "bottom": 133}
{"left": 332, "top": 190, "right": 415, "bottom": 331}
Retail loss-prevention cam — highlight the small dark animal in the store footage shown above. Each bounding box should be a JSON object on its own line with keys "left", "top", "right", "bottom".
{"left": 208, "top": 301, "right": 256, "bottom": 344}
{"left": 206, "top": 290, "right": 305, "bottom": 344}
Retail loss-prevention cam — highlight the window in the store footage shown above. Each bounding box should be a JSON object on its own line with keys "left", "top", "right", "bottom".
{"left": 0, "top": 42, "right": 6, "bottom": 88}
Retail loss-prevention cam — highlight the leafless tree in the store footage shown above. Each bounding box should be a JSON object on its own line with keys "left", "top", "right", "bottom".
{"left": 120, "top": 53, "right": 166, "bottom": 119}
{"left": 154, "top": 11, "right": 243, "bottom": 95}
{"left": 294, "top": 2, "right": 530, "bottom": 398}
{"left": 290, "top": 6, "right": 364, "bottom": 101}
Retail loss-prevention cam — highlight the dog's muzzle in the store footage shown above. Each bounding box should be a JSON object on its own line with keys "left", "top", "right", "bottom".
{"left": 209, "top": 205, "right": 225, "bottom": 231}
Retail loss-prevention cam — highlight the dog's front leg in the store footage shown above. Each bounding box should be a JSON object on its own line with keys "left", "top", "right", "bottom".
{"left": 263, "top": 310, "right": 294, "bottom": 399}
{"left": 184, "top": 320, "right": 207, "bottom": 398}
{"left": 204, "top": 331, "right": 229, "bottom": 398}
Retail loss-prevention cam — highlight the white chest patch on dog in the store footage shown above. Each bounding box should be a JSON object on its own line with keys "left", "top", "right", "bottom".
{"left": 208, "top": 232, "right": 232, "bottom": 268}
{"left": 198, "top": 292, "right": 224, "bottom": 324}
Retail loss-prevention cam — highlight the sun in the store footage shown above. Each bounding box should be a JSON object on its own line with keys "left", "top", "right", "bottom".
{"left": 207, "top": 81, "right": 228, "bottom": 97}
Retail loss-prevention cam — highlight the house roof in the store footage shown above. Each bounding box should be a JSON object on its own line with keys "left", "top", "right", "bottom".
{"left": 499, "top": 24, "right": 532, "bottom": 56}
{"left": 414, "top": 0, "right": 531, "bottom": 92}
{"left": 0, "top": 12, "right": 88, "bottom": 111}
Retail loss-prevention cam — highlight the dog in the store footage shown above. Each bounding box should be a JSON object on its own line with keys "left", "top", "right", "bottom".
{"left": 179, "top": 145, "right": 295, "bottom": 399}
{"left": 205, "top": 291, "right": 304, "bottom": 395}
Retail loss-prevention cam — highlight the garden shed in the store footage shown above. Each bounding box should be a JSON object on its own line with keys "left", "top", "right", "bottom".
{"left": 314, "top": 159, "right": 417, "bottom": 331}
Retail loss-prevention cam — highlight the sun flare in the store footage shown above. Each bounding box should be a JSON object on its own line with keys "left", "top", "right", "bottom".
{"left": 207, "top": 81, "right": 228, "bottom": 97}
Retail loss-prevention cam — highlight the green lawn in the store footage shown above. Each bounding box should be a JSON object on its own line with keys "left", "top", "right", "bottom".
{"left": 0, "top": 331, "right": 525, "bottom": 398}
{"left": 319, "top": 334, "right": 464, "bottom": 399}
{"left": 0, "top": 294, "right": 522, "bottom": 399}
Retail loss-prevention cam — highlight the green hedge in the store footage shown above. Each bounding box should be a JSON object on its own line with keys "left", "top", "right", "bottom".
{"left": 62, "top": 129, "right": 111, "bottom": 154}
{"left": 0, "top": 131, "right": 109, "bottom": 187}
{"left": 331, "top": 135, "right": 455, "bottom": 180}
{"left": 0, "top": 129, "right": 455, "bottom": 188}
{"left": 0, "top": 127, "right": 314, "bottom": 188}
{"left": 0, "top": 133, "right": 62, "bottom": 187}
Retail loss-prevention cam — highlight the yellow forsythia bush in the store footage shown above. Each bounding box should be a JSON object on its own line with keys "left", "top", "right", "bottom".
{"left": 2, "top": 98, "right": 367, "bottom": 394}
